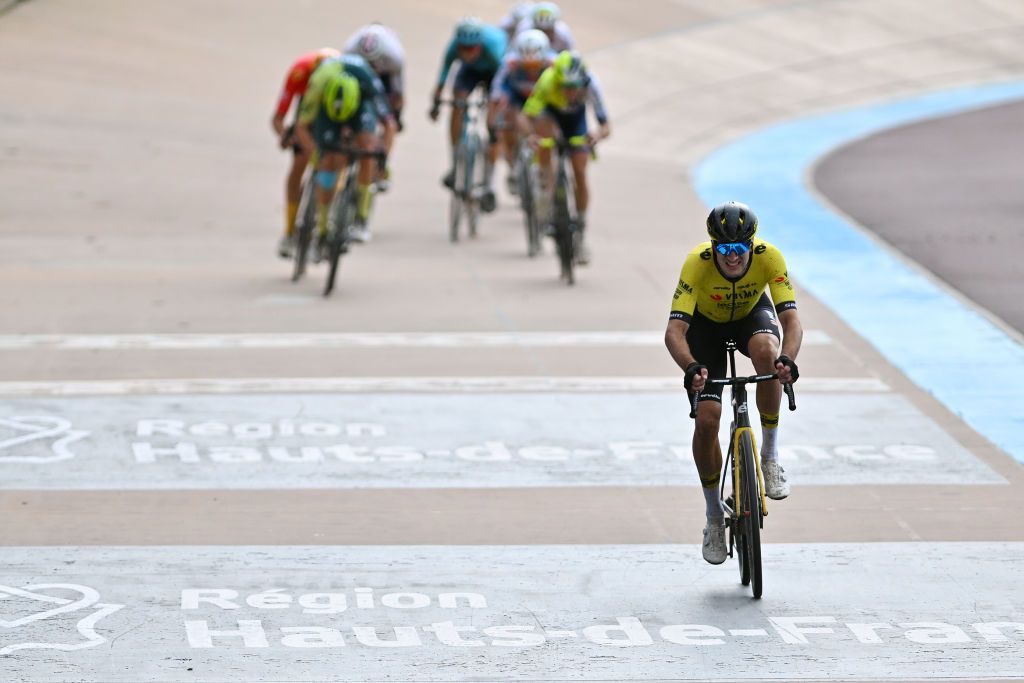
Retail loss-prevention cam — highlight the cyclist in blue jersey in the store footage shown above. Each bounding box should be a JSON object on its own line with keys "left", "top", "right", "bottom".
{"left": 429, "top": 17, "right": 508, "bottom": 212}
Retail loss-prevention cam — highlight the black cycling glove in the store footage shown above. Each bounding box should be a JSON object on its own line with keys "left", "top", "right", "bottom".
{"left": 776, "top": 355, "right": 799, "bottom": 383}
{"left": 684, "top": 362, "right": 706, "bottom": 391}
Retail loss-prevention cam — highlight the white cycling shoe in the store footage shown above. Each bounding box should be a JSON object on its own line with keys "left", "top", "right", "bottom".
{"left": 277, "top": 235, "right": 294, "bottom": 259}
{"left": 348, "top": 224, "right": 372, "bottom": 244}
{"left": 762, "top": 460, "right": 790, "bottom": 500}
{"left": 702, "top": 518, "right": 728, "bottom": 565}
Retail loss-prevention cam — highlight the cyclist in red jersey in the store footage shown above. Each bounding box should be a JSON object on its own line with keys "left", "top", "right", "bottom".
{"left": 271, "top": 48, "right": 340, "bottom": 258}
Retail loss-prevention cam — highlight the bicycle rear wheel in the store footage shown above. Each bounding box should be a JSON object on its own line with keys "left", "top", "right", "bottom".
{"left": 323, "top": 184, "right": 354, "bottom": 297}
{"left": 738, "top": 431, "right": 763, "bottom": 598}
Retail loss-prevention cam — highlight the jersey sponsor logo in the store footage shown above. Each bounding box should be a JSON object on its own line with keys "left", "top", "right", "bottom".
{"left": 710, "top": 289, "right": 760, "bottom": 303}
{"left": 699, "top": 249, "right": 712, "bottom": 261}
{"left": 754, "top": 244, "right": 767, "bottom": 255}
{"left": 673, "top": 280, "right": 694, "bottom": 299}
{"left": 774, "top": 276, "right": 787, "bottom": 283}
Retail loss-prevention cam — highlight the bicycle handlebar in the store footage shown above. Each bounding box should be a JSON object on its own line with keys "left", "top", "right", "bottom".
{"left": 688, "top": 373, "right": 797, "bottom": 419}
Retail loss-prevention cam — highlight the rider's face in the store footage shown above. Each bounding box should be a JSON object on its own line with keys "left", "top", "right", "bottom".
{"left": 715, "top": 250, "right": 750, "bottom": 277}
{"left": 457, "top": 44, "right": 482, "bottom": 61}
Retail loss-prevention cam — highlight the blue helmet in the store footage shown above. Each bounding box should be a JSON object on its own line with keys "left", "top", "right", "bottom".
{"left": 455, "top": 17, "right": 484, "bottom": 46}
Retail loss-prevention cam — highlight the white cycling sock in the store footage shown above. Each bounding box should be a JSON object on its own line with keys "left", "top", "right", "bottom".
{"left": 702, "top": 486, "right": 724, "bottom": 520}
{"left": 761, "top": 427, "right": 779, "bottom": 462}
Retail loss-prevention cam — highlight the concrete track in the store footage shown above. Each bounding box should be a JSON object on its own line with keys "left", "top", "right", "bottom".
{"left": 1, "top": 0, "right": 1023, "bottom": 680}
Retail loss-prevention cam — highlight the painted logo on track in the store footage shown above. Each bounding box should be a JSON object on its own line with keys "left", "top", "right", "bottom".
{"left": 0, "top": 416, "right": 89, "bottom": 464}
{"left": 0, "top": 583, "right": 124, "bottom": 655}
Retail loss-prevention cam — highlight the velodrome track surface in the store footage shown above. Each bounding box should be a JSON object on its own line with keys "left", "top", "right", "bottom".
{"left": 1, "top": 0, "right": 1023, "bottom": 680}
{"left": 815, "top": 98, "right": 1024, "bottom": 335}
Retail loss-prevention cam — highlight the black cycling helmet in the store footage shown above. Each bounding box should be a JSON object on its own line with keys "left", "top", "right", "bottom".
{"left": 706, "top": 201, "right": 758, "bottom": 243}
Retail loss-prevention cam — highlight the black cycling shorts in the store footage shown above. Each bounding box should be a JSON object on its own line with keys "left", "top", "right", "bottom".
{"left": 685, "top": 293, "right": 781, "bottom": 404}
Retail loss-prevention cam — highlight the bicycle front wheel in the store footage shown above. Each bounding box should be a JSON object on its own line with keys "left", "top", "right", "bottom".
{"left": 323, "top": 185, "right": 354, "bottom": 297}
{"left": 449, "top": 145, "right": 466, "bottom": 243}
{"left": 465, "top": 133, "right": 480, "bottom": 239}
{"left": 552, "top": 175, "right": 574, "bottom": 285}
{"left": 739, "top": 430, "right": 763, "bottom": 598}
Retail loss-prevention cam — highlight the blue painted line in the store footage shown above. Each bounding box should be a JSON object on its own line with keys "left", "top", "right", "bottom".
{"left": 694, "top": 80, "right": 1024, "bottom": 464}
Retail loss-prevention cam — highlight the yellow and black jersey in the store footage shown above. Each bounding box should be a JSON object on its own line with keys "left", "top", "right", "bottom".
{"left": 669, "top": 239, "right": 797, "bottom": 324}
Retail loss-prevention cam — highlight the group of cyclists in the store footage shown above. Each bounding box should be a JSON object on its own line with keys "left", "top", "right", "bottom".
{"left": 270, "top": 2, "right": 609, "bottom": 265}
{"left": 269, "top": 5, "right": 803, "bottom": 570}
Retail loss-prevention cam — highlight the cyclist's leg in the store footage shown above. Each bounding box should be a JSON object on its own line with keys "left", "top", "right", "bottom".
{"left": 688, "top": 317, "right": 730, "bottom": 564}
{"left": 685, "top": 316, "right": 728, "bottom": 516}
{"left": 284, "top": 127, "right": 310, "bottom": 239}
{"left": 348, "top": 106, "right": 380, "bottom": 228}
{"left": 310, "top": 111, "right": 346, "bottom": 232}
{"left": 558, "top": 109, "right": 590, "bottom": 227}
{"left": 737, "top": 297, "right": 789, "bottom": 498}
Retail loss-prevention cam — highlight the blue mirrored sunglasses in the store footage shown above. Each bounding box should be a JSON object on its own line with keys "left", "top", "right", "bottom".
{"left": 714, "top": 241, "right": 752, "bottom": 256}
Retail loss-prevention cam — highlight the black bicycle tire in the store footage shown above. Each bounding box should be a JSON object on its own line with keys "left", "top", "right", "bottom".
{"left": 465, "top": 133, "right": 479, "bottom": 239}
{"left": 732, "top": 472, "right": 751, "bottom": 586}
{"left": 323, "top": 184, "right": 353, "bottom": 297}
{"left": 449, "top": 144, "right": 465, "bottom": 243}
{"left": 740, "top": 430, "right": 763, "bottom": 598}
{"left": 292, "top": 177, "right": 317, "bottom": 282}
{"left": 521, "top": 158, "right": 540, "bottom": 257}
{"left": 553, "top": 175, "right": 574, "bottom": 284}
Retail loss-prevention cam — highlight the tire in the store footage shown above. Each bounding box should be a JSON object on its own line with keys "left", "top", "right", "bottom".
{"left": 465, "top": 134, "right": 479, "bottom": 239}
{"left": 552, "top": 173, "right": 574, "bottom": 285}
{"left": 449, "top": 146, "right": 464, "bottom": 243}
{"left": 291, "top": 178, "right": 317, "bottom": 282}
{"left": 520, "top": 156, "right": 540, "bottom": 257}
{"left": 739, "top": 430, "right": 763, "bottom": 598}
{"left": 323, "top": 184, "right": 354, "bottom": 297}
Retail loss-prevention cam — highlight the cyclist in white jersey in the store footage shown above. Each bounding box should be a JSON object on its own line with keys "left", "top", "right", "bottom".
{"left": 499, "top": 2, "right": 534, "bottom": 40}
{"left": 513, "top": 2, "right": 574, "bottom": 53}
{"left": 344, "top": 23, "right": 404, "bottom": 191}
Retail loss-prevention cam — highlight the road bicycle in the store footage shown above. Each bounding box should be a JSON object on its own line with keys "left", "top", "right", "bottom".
{"left": 690, "top": 340, "right": 796, "bottom": 598}
{"left": 322, "top": 146, "right": 385, "bottom": 297}
{"left": 540, "top": 135, "right": 592, "bottom": 286}
{"left": 293, "top": 146, "right": 384, "bottom": 297}
{"left": 442, "top": 96, "right": 492, "bottom": 243}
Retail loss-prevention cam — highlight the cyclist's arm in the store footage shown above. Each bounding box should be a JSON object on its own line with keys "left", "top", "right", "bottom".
{"left": 665, "top": 319, "right": 700, "bottom": 371}
{"left": 272, "top": 70, "right": 300, "bottom": 135}
{"left": 556, "top": 22, "right": 576, "bottom": 50}
{"left": 586, "top": 72, "right": 610, "bottom": 127}
{"left": 435, "top": 42, "right": 458, "bottom": 96}
{"left": 778, "top": 308, "right": 803, "bottom": 361}
{"left": 523, "top": 69, "right": 555, "bottom": 119}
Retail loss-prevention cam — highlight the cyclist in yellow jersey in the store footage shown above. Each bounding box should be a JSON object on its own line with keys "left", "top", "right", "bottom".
{"left": 664, "top": 202, "right": 804, "bottom": 565}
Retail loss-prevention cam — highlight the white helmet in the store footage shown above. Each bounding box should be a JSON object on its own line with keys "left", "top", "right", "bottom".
{"left": 531, "top": 2, "right": 560, "bottom": 30}
{"left": 515, "top": 28, "right": 550, "bottom": 62}
{"left": 510, "top": 2, "right": 535, "bottom": 22}
{"left": 355, "top": 25, "right": 387, "bottom": 63}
